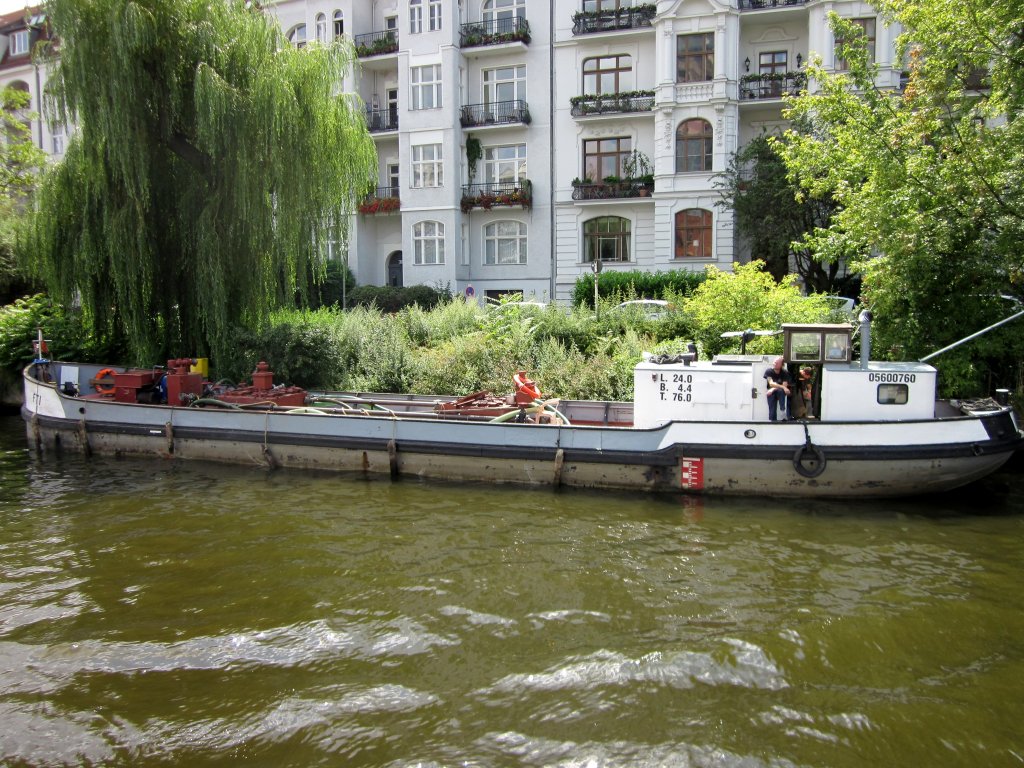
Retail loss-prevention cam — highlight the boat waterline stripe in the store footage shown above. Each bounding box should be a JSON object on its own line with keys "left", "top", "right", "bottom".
{"left": 25, "top": 409, "right": 1023, "bottom": 465}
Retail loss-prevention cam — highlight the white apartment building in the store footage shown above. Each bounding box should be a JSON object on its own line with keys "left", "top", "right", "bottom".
{"left": 0, "top": 8, "right": 65, "bottom": 159}
{"left": 0, "top": 1, "right": 900, "bottom": 305}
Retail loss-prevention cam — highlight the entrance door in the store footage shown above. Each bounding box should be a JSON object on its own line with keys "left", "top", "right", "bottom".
{"left": 387, "top": 251, "right": 403, "bottom": 287}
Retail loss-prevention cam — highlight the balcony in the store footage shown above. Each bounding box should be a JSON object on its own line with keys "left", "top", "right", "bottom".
{"left": 739, "top": 72, "right": 806, "bottom": 100}
{"left": 460, "top": 100, "right": 531, "bottom": 128}
{"left": 460, "top": 180, "right": 532, "bottom": 213}
{"left": 365, "top": 107, "right": 398, "bottom": 133}
{"left": 354, "top": 30, "right": 398, "bottom": 58}
{"left": 571, "top": 4, "right": 656, "bottom": 35}
{"left": 459, "top": 16, "right": 531, "bottom": 48}
{"left": 570, "top": 90, "right": 655, "bottom": 117}
{"left": 571, "top": 179, "right": 654, "bottom": 201}
{"left": 359, "top": 187, "right": 400, "bottom": 216}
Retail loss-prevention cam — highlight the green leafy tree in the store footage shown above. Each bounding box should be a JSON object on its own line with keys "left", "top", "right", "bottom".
{"left": 716, "top": 134, "right": 843, "bottom": 292}
{"left": 683, "top": 261, "right": 835, "bottom": 357}
{"left": 24, "top": 0, "right": 376, "bottom": 363}
{"left": 778, "top": 0, "right": 1024, "bottom": 388}
{"left": 0, "top": 86, "right": 46, "bottom": 303}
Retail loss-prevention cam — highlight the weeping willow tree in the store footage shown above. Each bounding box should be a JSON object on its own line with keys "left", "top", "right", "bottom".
{"left": 24, "top": 0, "right": 376, "bottom": 363}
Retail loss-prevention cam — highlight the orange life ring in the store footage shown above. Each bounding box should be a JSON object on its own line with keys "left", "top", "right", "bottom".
{"left": 513, "top": 371, "right": 541, "bottom": 402}
{"left": 94, "top": 368, "right": 117, "bottom": 396}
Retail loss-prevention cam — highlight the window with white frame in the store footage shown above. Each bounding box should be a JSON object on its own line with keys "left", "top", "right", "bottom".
{"left": 9, "top": 30, "right": 29, "bottom": 57}
{"left": 333, "top": 10, "right": 344, "bottom": 39}
{"left": 411, "top": 144, "right": 443, "bottom": 188}
{"left": 413, "top": 221, "right": 445, "bottom": 265}
{"left": 428, "top": 0, "right": 442, "bottom": 31}
{"left": 484, "top": 221, "right": 528, "bottom": 265}
{"left": 483, "top": 65, "right": 526, "bottom": 105}
{"left": 315, "top": 13, "right": 326, "bottom": 42}
{"left": 411, "top": 65, "right": 442, "bottom": 109}
{"left": 483, "top": 144, "right": 527, "bottom": 190}
{"left": 51, "top": 123, "right": 66, "bottom": 155}
{"left": 287, "top": 24, "right": 307, "bottom": 48}
{"left": 483, "top": 0, "right": 525, "bottom": 23}
{"left": 410, "top": 0, "right": 423, "bottom": 34}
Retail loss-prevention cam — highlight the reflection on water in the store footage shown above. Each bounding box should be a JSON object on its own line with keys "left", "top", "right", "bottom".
{"left": 0, "top": 414, "right": 1022, "bottom": 766}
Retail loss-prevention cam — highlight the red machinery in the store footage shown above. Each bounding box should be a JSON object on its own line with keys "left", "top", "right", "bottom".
{"left": 211, "top": 362, "right": 307, "bottom": 407}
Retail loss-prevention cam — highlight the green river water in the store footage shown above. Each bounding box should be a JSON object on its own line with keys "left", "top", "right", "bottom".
{"left": 0, "top": 414, "right": 1022, "bottom": 767}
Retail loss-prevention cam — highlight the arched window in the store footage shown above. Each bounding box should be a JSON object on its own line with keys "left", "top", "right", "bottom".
{"left": 333, "top": 10, "right": 344, "bottom": 39}
{"left": 674, "top": 209, "right": 712, "bottom": 259}
{"left": 582, "top": 55, "right": 632, "bottom": 95}
{"left": 483, "top": 0, "right": 525, "bottom": 24}
{"left": 413, "top": 221, "right": 445, "bottom": 265}
{"left": 314, "top": 14, "right": 326, "bottom": 43}
{"left": 676, "top": 119, "right": 713, "bottom": 173}
{"left": 583, "top": 217, "right": 631, "bottom": 263}
{"left": 484, "top": 221, "right": 528, "bottom": 265}
{"left": 286, "top": 24, "right": 307, "bottom": 48}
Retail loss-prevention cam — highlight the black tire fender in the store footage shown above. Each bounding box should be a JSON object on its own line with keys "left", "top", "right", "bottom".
{"left": 793, "top": 443, "right": 827, "bottom": 478}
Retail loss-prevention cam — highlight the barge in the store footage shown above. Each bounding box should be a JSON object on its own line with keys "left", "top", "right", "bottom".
{"left": 21, "top": 314, "right": 1022, "bottom": 498}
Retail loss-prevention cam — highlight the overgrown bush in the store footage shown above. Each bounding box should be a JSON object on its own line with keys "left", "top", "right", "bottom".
{"left": 683, "top": 262, "right": 833, "bottom": 357}
{"left": 348, "top": 284, "right": 450, "bottom": 312}
{"left": 0, "top": 294, "right": 127, "bottom": 370}
{"left": 572, "top": 269, "right": 706, "bottom": 309}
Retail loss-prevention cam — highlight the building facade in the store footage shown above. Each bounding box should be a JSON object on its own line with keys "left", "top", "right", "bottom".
{"left": 1, "top": 1, "right": 900, "bottom": 305}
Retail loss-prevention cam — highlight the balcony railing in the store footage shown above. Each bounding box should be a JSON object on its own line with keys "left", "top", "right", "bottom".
{"left": 738, "top": 0, "right": 808, "bottom": 8}
{"left": 460, "top": 100, "right": 531, "bottom": 127}
{"left": 739, "top": 72, "right": 806, "bottom": 100}
{"left": 571, "top": 179, "right": 654, "bottom": 201}
{"left": 354, "top": 30, "right": 398, "bottom": 57}
{"left": 571, "top": 4, "right": 656, "bottom": 35}
{"left": 460, "top": 180, "right": 532, "bottom": 213}
{"left": 365, "top": 107, "right": 398, "bottom": 133}
{"left": 570, "top": 90, "right": 655, "bottom": 117}
{"left": 359, "top": 187, "right": 401, "bottom": 215}
{"left": 459, "top": 16, "right": 531, "bottom": 48}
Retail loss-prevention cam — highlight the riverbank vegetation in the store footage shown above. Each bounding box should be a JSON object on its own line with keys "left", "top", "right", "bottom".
{"left": 1, "top": 263, "right": 841, "bottom": 401}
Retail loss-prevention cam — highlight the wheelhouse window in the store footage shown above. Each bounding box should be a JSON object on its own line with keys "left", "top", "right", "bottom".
{"left": 877, "top": 384, "right": 909, "bottom": 405}
{"left": 677, "top": 32, "right": 714, "bottom": 83}
{"left": 411, "top": 144, "right": 443, "bottom": 188}
{"left": 333, "top": 11, "right": 344, "bottom": 39}
{"left": 675, "top": 119, "right": 713, "bottom": 173}
{"left": 584, "top": 217, "right": 631, "bottom": 263}
{"left": 411, "top": 65, "right": 442, "bottom": 109}
{"left": 674, "top": 209, "right": 712, "bottom": 259}
{"left": 583, "top": 137, "right": 632, "bottom": 181}
{"left": 583, "top": 55, "right": 633, "bottom": 94}
{"left": 483, "top": 144, "right": 527, "bottom": 186}
{"left": 484, "top": 221, "right": 528, "bottom": 265}
{"left": 413, "top": 221, "right": 445, "bottom": 265}
{"left": 835, "top": 18, "right": 876, "bottom": 70}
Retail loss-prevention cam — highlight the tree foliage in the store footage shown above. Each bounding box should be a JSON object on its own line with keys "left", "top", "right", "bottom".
{"left": 683, "top": 261, "right": 836, "bottom": 357}
{"left": 716, "top": 134, "right": 844, "bottom": 292}
{"left": 0, "top": 86, "right": 46, "bottom": 303}
{"left": 24, "top": 0, "right": 376, "bottom": 364}
{"left": 778, "top": 0, "right": 1024, "bottom": 388}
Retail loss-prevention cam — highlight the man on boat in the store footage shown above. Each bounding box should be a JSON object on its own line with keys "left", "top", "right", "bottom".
{"left": 764, "top": 356, "right": 792, "bottom": 421}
